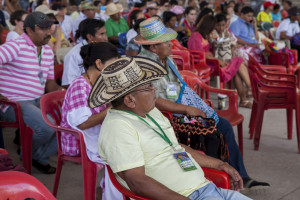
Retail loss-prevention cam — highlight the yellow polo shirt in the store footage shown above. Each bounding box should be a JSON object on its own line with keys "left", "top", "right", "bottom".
{"left": 98, "top": 107, "right": 210, "bottom": 197}
{"left": 257, "top": 11, "right": 272, "bottom": 26}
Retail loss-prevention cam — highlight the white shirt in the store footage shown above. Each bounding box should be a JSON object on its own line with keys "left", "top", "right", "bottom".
{"left": 62, "top": 40, "right": 87, "bottom": 86}
{"left": 126, "top": 28, "right": 137, "bottom": 44}
{"left": 60, "top": 15, "right": 74, "bottom": 40}
{"left": 230, "top": 14, "right": 239, "bottom": 25}
{"left": 276, "top": 18, "right": 300, "bottom": 40}
{"left": 5, "top": 31, "right": 20, "bottom": 42}
{"left": 95, "top": 11, "right": 109, "bottom": 21}
{"left": 72, "top": 12, "right": 87, "bottom": 38}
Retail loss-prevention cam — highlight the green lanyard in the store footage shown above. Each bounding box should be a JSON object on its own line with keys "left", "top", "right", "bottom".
{"left": 119, "top": 110, "right": 173, "bottom": 147}
{"left": 38, "top": 49, "right": 42, "bottom": 66}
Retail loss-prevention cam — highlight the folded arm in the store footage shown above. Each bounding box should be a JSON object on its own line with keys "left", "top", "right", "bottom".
{"left": 180, "top": 143, "right": 243, "bottom": 191}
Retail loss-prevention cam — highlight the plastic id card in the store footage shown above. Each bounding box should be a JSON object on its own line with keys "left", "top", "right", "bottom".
{"left": 173, "top": 152, "right": 197, "bottom": 171}
{"left": 166, "top": 83, "right": 177, "bottom": 99}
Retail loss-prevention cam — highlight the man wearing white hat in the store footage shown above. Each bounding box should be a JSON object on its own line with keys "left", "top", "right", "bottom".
{"left": 104, "top": 3, "right": 129, "bottom": 46}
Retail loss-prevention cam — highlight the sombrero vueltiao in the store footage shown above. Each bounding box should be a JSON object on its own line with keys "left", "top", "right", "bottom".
{"left": 88, "top": 56, "right": 167, "bottom": 108}
{"left": 134, "top": 17, "right": 178, "bottom": 45}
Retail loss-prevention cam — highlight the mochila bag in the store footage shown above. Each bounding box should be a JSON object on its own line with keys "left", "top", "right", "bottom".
{"left": 170, "top": 115, "right": 228, "bottom": 160}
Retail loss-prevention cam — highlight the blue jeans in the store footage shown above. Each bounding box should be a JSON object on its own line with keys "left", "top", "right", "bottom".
{"left": 217, "top": 117, "right": 248, "bottom": 178}
{"left": 19, "top": 0, "right": 29, "bottom": 11}
{"left": 189, "top": 183, "right": 252, "bottom": 200}
{"left": 0, "top": 98, "right": 57, "bottom": 164}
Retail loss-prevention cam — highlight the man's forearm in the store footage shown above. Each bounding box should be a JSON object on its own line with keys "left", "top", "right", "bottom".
{"left": 155, "top": 97, "right": 188, "bottom": 114}
{"left": 45, "top": 79, "right": 65, "bottom": 93}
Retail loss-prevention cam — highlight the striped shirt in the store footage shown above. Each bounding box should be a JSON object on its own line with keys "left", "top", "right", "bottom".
{"left": 0, "top": 33, "right": 54, "bottom": 102}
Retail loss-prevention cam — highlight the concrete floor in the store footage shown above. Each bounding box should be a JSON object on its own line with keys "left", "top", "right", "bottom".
{"left": 2, "top": 101, "right": 300, "bottom": 200}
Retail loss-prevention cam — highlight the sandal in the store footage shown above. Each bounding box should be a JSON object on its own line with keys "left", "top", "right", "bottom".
{"left": 32, "top": 159, "right": 56, "bottom": 174}
{"left": 239, "top": 100, "right": 253, "bottom": 108}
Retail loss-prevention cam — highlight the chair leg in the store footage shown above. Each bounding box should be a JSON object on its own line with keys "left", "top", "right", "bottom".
{"left": 254, "top": 102, "right": 265, "bottom": 151}
{"left": 21, "top": 125, "right": 33, "bottom": 174}
{"left": 296, "top": 97, "right": 300, "bottom": 153}
{"left": 82, "top": 161, "right": 103, "bottom": 200}
{"left": 287, "top": 109, "right": 293, "bottom": 140}
{"left": 249, "top": 102, "right": 257, "bottom": 139}
{"left": 52, "top": 156, "right": 64, "bottom": 197}
{"left": 237, "top": 122, "right": 243, "bottom": 157}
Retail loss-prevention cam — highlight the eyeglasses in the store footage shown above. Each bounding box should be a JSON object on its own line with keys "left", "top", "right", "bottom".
{"left": 131, "top": 83, "right": 155, "bottom": 94}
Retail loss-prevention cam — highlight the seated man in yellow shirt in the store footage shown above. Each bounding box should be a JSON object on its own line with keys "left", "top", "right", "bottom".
{"left": 257, "top": 1, "right": 275, "bottom": 27}
{"left": 88, "top": 57, "right": 252, "bottom": 200}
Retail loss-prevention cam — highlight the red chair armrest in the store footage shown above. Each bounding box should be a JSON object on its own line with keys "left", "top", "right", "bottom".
{"left": 202, "top": 168, "right": 231, "bottom": 189}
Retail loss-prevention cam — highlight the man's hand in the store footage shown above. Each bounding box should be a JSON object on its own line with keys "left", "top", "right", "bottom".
{"left": 218, "top": 162, "right": 243, "bottom": 191}
{"left": 185, "top": 106, "right": 206, "bottom": 117}
{"left": 0, "top": 94, "right": 8, "bottom": 101}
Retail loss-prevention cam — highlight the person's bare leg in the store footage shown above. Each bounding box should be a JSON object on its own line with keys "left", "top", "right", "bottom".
{"left": 234, "top": 75, "right": 247, "bottom": 102}
{"left": 237, "top": 62, "right": 252, "bottom": 97}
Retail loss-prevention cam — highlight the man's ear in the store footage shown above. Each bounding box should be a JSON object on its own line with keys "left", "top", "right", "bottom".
{"left": 123, "top": 94, "right": 136, "bottom": 108}
{"left": 86, "top": 33, "right": 93, "bottom": 42}
{"left": 149, "top": 44, "right": 158, "bottom": 54}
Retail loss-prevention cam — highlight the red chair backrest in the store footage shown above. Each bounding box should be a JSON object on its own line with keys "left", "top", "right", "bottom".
{"left": 171, "top": 50, "right": 193, "bottom": 71}
{"left": 0, "top": 30, "right": 9, "bottom": 44}
{"left": 40, "top": 91, "right": 85, "bottom": 157}
{"left": 0, "top": 171, "right": 56, "bottom": 200}
{"left": 54, "top": 64, "right": 64, "bottom": 86}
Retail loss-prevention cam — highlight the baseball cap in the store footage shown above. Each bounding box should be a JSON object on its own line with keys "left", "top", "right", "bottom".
{"left": 288, "top": 7, "right": 300, "bottom": 17}
{"left": 24, "top": 12, "right": 58, "bottom": 29}
{"left": 263, "top": 1, "right": 275, "bottom": 9}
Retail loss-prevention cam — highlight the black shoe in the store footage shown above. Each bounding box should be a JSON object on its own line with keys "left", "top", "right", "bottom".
{"left": 13, "top": 129, "right": 20, "bottom": 145}
{"left": 32, "top": 159, "right": 56, "bottom": 174}
{"left": 243, "top": 177, "right": 270, "bottom": 188}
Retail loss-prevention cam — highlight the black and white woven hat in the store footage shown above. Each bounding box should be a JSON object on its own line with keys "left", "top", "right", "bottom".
{"left": 88, "top": 56, "right": 167, "bottom": 108}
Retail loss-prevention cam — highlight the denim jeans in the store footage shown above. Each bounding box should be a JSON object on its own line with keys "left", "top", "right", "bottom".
{"left": 0, "top": 98, "right": 57, "bottom": 164}
{"left": 188, "top": 183, "right": 252, "bottom": 200}
{"left": 19, "top": 0, "right": 30, "bottom": 11}
{"left": 217, "top": 117, "right": 248, "bottom": 178}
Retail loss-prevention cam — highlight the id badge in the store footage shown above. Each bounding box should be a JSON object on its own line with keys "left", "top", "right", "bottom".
{"left": 166, "top": 83, "right": 177, "bottom": 99}
{"left": 38, "top": 70, "right": 45, "bottom": 85}
{"left": 173, "top": 152, "right": 197, "bottom": 171}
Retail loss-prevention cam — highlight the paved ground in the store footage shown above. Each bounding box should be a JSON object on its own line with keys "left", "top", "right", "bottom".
{"left": 2, "top": 97, "right": 300, "bottom": 200}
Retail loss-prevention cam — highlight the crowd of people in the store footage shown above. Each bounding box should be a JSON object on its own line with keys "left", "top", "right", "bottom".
{"left": 0, "top": 0, "right": 300, "bottom": 199}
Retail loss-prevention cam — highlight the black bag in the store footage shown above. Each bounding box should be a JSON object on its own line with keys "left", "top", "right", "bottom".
{"left": 171, "top": 115, "right": 228, "bottom": 160}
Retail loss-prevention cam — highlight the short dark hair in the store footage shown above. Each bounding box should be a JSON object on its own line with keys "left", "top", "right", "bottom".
{"left": 284, "top": 0, "right": 292, "bottom": 7}
{"left": 169, "top": 0, "right": 178, "bottom": 6}
{"left": 111, "top": 96, "right": 125, "bottom": 108}
{"left": 46, "top": 13, "right": 57, "bottom": 22}
{"left": 241, "top": 6, "right": 254, "bottom": 15}
{"left": 195, "top": 15, "right": 216, "bottom": 39}
{"left": 10, "top": 10, "right": 27, "bottom": 26}
{"left": 75, "top": 18, "right": 105, "bottom": 41}
{"left": 215, "top": 13, "right": 227, "bottom": 23}
{"left": 274, "top": 4, "right": 280, "bottom": 10}
{"left": 142, "top": 45, "right": 151, "bottom": 51}
{"left": 163, "top": 11, "right": 177, "bottom": 24}
{"left": 134, "top": 0, "right": 146, "bottom": 8}
{"left": 233, "top": 3, "right": 242, "bottom": 13}
{"left": 80, "top": 42, "right": 119, "bottom": 71}
{"left": 184, "top": 6, "right": 195, "bottom": 16}
{"left": 93, "top": 0, "right": 101, "bottom": 7}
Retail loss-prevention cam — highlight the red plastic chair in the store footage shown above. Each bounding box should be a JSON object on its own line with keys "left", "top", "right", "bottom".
{"left": 272, "top": 20, "right": 280, "bottom": 28}
{"left": 0, "top": 30, "right": 9, "bottom": 44}
{"left": 0, "top": 171, "right": 56, "bottom": 200}
{"left": 0, "top": 148, "right": 8, "bottom": 154}
{"left": 54, "top": 64, "right": 64, "bottom": 86}
{"left": 265, "top": 47, "right": 299, "bottom": 74}
{"left": 106, "top": 164, "right": 230, "bottom": 200}
{"left": 40, "top": 91, "right": 104, "bottom": 199}
{"left": 247, "top": 56, "right": 300, "bottom": 153}
{"left": 179, "top": 71, "right": 244, "bottom": 156}
{"left": 0, "top": 100, "right": 33, "bottom": 174}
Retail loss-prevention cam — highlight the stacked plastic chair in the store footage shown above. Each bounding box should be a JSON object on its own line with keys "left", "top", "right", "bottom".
{"left": 247, "top": 55, "right": 300, "bottom": 153}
